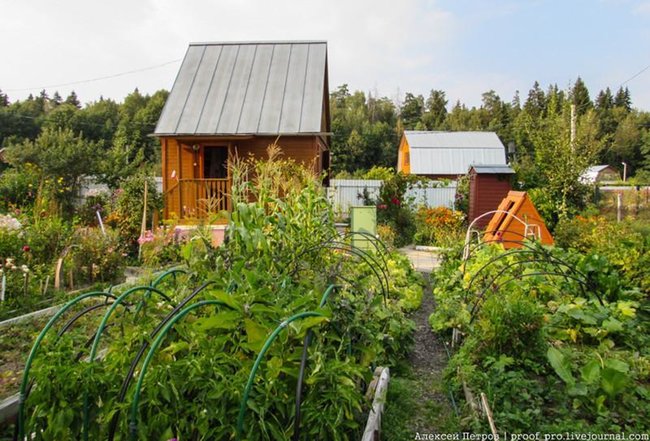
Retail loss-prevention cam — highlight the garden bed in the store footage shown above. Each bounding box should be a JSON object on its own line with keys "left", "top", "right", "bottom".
{"left": 2, "top": 156, "right": 427, "bottom": 440}
{"left": 429, "top": 236, "right": 650, "bottom": 433}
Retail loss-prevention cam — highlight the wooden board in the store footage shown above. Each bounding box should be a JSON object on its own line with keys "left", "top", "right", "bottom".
{"left": 483, "top": 191, "right": 553, "bottom": 247}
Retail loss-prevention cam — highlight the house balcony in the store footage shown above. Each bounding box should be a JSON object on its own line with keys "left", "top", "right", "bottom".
{"left": 164, "top": 178, "right": 232, "bottom": 223}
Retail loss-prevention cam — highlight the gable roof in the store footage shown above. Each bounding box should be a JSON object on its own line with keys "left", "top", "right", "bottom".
{"left": 470, "top": 164, "right": 515, "bottom": 174}
{"left": 404, "top": 131, "right": 506, "bottom": 175}
{"left": 154, "top": 41, "right": 329, "bottom": 136}
{"left": 581, "top": 165, "right": 619, "bottom": 183}
{"left": 586, "top": 165, "right": 614, "bottom": 174}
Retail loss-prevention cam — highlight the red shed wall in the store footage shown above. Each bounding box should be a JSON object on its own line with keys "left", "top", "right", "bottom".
{"left": 469, "top": 173, "right": 512, "bottom": 229}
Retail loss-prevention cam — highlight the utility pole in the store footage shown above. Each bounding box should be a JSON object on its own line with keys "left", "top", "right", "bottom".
{"left": 570, "top": 104, "right": 577, "bottom": 149}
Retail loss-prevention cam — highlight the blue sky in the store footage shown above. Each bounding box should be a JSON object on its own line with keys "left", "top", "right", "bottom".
{"left": 1, "top": 0, "right": 649, "bottom": 110}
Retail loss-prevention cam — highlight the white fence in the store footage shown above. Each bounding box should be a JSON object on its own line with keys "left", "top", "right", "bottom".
{"left": 77, "top": 176, "right": 163, "bottom": 203}
{"left": 327, "top": 179, "right": 457, "bottom": 214}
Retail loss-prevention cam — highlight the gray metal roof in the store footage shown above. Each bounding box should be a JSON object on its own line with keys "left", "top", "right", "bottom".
{"left": 581, "top": 165, "right": 619, "bottom": 183}
{"left": 585, "top": 165, "right": 613, "bottom": 174}
{"left": 470, "top": 164, "right": 515, "bottom": 174}
{"left": 405, "top": 131, "right": 506, "bottom": 175}
{"left": 154, "top": 41, "right": 328, "bottom": 136}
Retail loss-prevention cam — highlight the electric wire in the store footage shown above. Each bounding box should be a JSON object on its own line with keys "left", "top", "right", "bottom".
{"left": 620, "top": 63, "right": 650, "bottom": 87}
{"left": 4, "top": 59, "right": 181, "bottom": 93}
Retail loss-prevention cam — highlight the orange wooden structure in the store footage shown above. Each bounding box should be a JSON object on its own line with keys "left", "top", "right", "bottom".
{"left": 154, "top": 41, "right": 330, "bottom": 223}
{"left": 159, "top": 136, "right": 327, "bottom": 222}
{"left": 483, "top": 191, "right": 553, "bottom": 247}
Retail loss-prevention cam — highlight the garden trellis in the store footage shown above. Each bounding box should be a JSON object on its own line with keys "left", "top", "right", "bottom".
{"left": 14, "top": 233, "right": 405, "bottom": 441}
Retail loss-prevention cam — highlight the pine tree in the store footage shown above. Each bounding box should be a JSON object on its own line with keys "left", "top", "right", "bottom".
{"left": 35, "top": 89, "right": 49, "bottom": 112}
{"left": 0, "top": 89, "right": 8, "bottom": 107}
{"left": 614, "top": 87, "right": 631, "bottom": 112}
{"left": 511, "top": 90, "right": 521, "bottom": 111}
{"left": 400, "top": 93, "right": 424, "bottom": 130}
{"left": 65, "top": 91, "right": 81, "bottom": 108}
{"left": 421, "top": 89, "right": 447, "bottom": 130}
{"left": 52, "top": 91, "right": 62, "bottom": 106}
{"left": 570, "top": 77, "right": 592, "bottom": 116}
{"left": 595, "top": 87, "right": 613, "bottom": 111}
{"left": 594, "top": 88, "right": 617, "bottom": 150}
{"left": 523, "top": 81, "right": 546, "bottom": 118}
{"left": 546, "top": 84, "right": 565, "bottom": 115}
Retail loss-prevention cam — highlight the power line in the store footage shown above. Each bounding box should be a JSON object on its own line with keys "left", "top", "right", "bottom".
{"left": 4, "top": 59, "right": 182, "bottom": 92}
{"left": 3, "top": 112, "right": 157, "bottom": 132}
{"left": 620, "top": 63, "right": 650, "bottom": 87}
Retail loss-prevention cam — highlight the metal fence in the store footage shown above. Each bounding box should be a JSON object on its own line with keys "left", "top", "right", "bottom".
{"left": 597, "top": 186, "right": 650, "bottom": 220}
{"left": 327, "top": 179, "right": 457, "bottom": 215}
{"left": 77, "top": 177, "right": 163, "bottom": 204}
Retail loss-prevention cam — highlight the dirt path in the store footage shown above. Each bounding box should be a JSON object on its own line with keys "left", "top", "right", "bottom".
{"left": 383, "top": 267, "right": 458, "bottom": 440}
{"left": 407, "top": 274, "right": 457, "bottom": 435}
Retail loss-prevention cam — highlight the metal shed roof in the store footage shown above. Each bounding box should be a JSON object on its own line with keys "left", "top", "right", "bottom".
{"left": 154, "top": 41, "right": 328, "bottom": 136}
{"left": 405, "top": 131, "right": 506, "bottom": 175}
{"left": 581, "top": 165, "right": 618, "bottom": 183}
{"left": 470, "top": 164, "right": 515, "bottom": 174}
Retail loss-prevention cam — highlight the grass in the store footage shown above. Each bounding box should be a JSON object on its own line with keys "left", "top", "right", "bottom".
{"left": 382, "top": 369, "right": 459, "bottom": 440}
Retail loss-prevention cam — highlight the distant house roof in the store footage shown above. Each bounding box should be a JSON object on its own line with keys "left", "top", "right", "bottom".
{"left": 469, "top": 164, "right": 515, "bottom": 174}
{"left": 404, "top": 131, "right": 506, "bottom": 175}
{"left": 581, "top": 165, "right": 619, "bottom": 183}
{"left": 154, "top": 41, "right": 329, "bottom": 136}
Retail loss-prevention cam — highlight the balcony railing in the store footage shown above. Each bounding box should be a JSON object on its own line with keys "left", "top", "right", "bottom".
{"left": 165, "top": 178, "right": 231, "bottom": 221}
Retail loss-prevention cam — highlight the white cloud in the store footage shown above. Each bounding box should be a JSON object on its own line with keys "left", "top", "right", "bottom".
{"left": 1, "top": 0, "right": 458, "bottom": 104}
{"left": 1, "top": 0, "right": 649, "bottom": 110}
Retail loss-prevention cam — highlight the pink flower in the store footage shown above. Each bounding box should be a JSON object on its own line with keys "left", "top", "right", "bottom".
{"left": 137, "top": 230, "right": 155, "bottom": 245}
{"left": 391, "top": 197, "right": 400, "bottom": 206}
{"left": 378, "top": 204, "right": 387, "bottom": 210}
{"left": 22, "top": 245, "right": 30, "bottom": 253}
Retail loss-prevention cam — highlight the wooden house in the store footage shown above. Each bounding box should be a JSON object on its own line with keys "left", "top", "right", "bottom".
{"left": 468, "top": 164, "right": 514, "bottom": 229}
{"left": 397, "top": 131, "right": 507, "bottom": 179}
{"left": 154, "top": 41, "right": 330, "bottom": 222}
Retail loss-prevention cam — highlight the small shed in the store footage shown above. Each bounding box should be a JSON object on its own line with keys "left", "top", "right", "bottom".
{"left": 483, "top": 191, "right": 553, "bottom": 248}
{"left": 581, "top": 165, "right": 620, "bottom": 184}
{"left": 468, "top": 164, "right": 514, "bottom": 229}
{"left": 154, "top": 40, "right": 331, "bottom": 222}
{"left": 396, "top": 131, "right": 507, "bottom": 179}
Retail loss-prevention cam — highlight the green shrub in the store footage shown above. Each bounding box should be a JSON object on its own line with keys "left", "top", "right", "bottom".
{"left": 23, "top": 215, "right": 71, "bottom": 266}
{"left": 75, "top": 193, "right": 111, "bottom": 227}
{"left": 106, "top": 174, "right": 161, "bottom": 258}
{"left": 435, "top": 242, "right": 650, "bottom": 432}
{"left": 139, "top": 226, "right": 181, "bottom": 268}
{"left": 0, "top": 214, "right": 23, "bottom": 261}
{"left": 67, "top": 227, "right": 124, "bottom": 284}
{"left": 554, "top": 215, "right": 650, "bottom": 294}
{"left": 413, "top": 206, "right": 465, "bottom": 247}
{"left": 376, "top": 172, "right": 419, "bottom": 247}
{"left": 0, "top": 165, "right": 40, "bottom": 210}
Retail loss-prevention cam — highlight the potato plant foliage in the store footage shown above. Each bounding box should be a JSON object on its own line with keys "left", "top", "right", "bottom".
{"left": 431, "top": 241, "right": 650, "bottom": 432}
{"left": 20, "top": 150, "right": 422, "bottom": 440}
